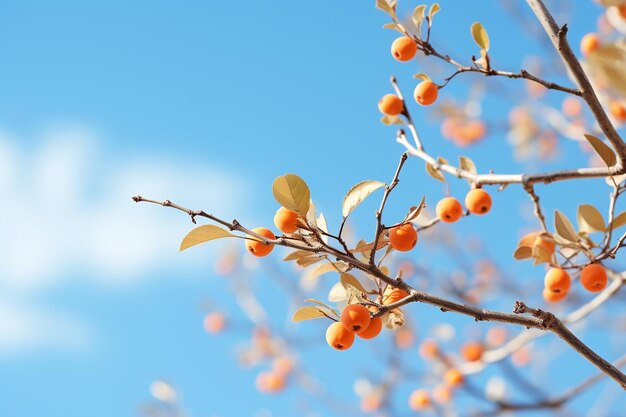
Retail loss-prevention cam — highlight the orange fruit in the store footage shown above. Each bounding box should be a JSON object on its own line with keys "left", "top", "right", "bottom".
{"left": 580, "top": 33, "right": 599, "bottom": 55}
{"left": 245, "top": 227, "right": 275, "bottom": 257}
{"left": 378, "top": 94, "right": 404, "bottom": 116}
{"left": 544, "top": 268, "right": 571, "bottom": 294}
{"left": 580, "top": 263, "right": 608, "bottom": 292}
{"left": 255, "top": 371, "right": 285, "bottom": 393}
{"left": 326, "top": 322, "right": 355, "bottom": 350}
{"left": 203, "top": 312, "right": 226, "bottom": 334}
{"left": 436, "top": 197, "right": 463, "bottom": 223}
{"left": 444, "top": 368, "right": 464, "bottom": 387}
{"left": 389, "top": 223, "right": 418, "bottom": 251}
{"left": 408, "top": 389, "right": 430, "bottom": 411}
{"left": 609, "top": 100, "right": 626, "bottom": 122}
{"left": 274, "top": 207, "right": 299, "bottom": 234}
{"left": 414, "top": 80, "right": 438, "bottom": 106}
{"left": 419, "top": 339, "right": 439, "bottom": 359}
{"left": 341, "top": 304, "right": 371, "bottom": 334}
{"left": 358, "top": 315, "right": 383, "bottom": 339}
{"left": 465, "top": 188, "right": 492, "bottom": 215}
{"left": 391, "top": 36, "right": 418, "bottom": 61}
{"left": 461, "top": 341, "right": 484, "bottom": 362}
{"left": 543, "top": 287, "right": 568, "bottom": 303}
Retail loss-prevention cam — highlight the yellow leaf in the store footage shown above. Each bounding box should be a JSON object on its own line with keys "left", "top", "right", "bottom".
{"left": 459, "top": 156, "right": 477, "bottom": 174}
{"left": 583, "top": 134, "right": 617, "bottom": 167}
{"left": 577, "top": 204, "right": 606, "bottom": 233}
{"left": 292, "top": 306, "right": 328, "bottom": 322}
{"left": 179, "top": 225, "right": 235, "bottom": 251}
{"left": 610, "top": 211, "right": 626, "bottom": 229}
{"left": 554, "top": 210, "right": 579, "bottom": 242}
{"left": 426, "top": 162, "right": 446, "bottom": 182}
{"left": 342, "top": 180, "right": 385, "bottom": 218}
{"left": 471, "top": 22, "right": 490, "bottom": 52}
{"left": 272, "top": 174, "right": 311, "bottom": 215}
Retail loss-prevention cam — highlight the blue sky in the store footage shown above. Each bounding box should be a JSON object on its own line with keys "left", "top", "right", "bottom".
{"left": 0, "top": 1, "right": 625, "bottom": 416}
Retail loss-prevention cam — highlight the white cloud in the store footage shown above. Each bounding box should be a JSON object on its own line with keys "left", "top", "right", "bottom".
{"left": 0, "top": 125, "right": 250, "bottom": 293}
{"left": 0, "top": 124, "right": 250, "bottom": 355}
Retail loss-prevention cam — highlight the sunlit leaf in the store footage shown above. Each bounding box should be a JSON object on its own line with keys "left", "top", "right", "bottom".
{"left": 610, "top": 211, "right": 626, "bottom": 229}
{"left": 297, "top": 255, "right": 325, "bottom": 267}
{"left": 532, "top": 244, "right": 552, "bottom": 265}
{"left": 292, "top": 306, "right": 329, "bottom": 322}
{"left": 471, "top": 22, "right": 490, "bottom": 52}
{"left": 428, "top": 3, "right": 440, "bottom": 24}
{"left": 412, "top": 5, "right": 426, "bottom": 34}
{"left": 403, "top": 196, "right": 426, "bottom": 223}
{"left": 587, "top": 43, "right": 626, "bottom": 97}
{"left": 383, "top": 23, "right": 405, "bottom": 33}
{"left": 376, "top": 0, "right": 394, "bottom": 15}
{"left": 351, "top": 239, "right": 388, "bottom": 254}
{"left": 554, "top": 210, "right": 579, "bottom": 242}
{"left": 273, "top": 174, "right": 311, "bottom": 215}
{"left": 426, "top": 162, "right": 446, "bottom": 182}
{"left": 459, "top": 156, "right": 477, "bottom": 174}
{"left": 340, "top": 273, "right": 368, "bottom": 294}
{"left": 342, "top": 180, "right": 385, "bottom": 218}
{"left": 283, "top": 249, "right": 312, "bottom": 262}
{"left": 179, "top": 225, "right": 235, "bottom": 251}
{"left": 328, "top": 282, "right": 347, "bottom": 302}
{"left": 583, "top": 134, "right": 617, "bottom": 167}
{"left": 305, "top": 262, "right": 349, "bottom": 280}
{"left": 513, "top": 246, "right": 532, "bottom": 260}
{"left": 577, "top": 204, "right": 606, "bottom": 233}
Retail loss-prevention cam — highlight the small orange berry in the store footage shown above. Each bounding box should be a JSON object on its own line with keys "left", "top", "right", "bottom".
{"left": 391, "top": 36, "right": 418, "bottom": 61}
{"left": 358, "top": 315, "right": 383, "bottom": 339}
{"left": 408, "top": 389, "right": 430, "bottom": 411}
{"left": 609, "top": 100, "right": 626, "bottom": 122}
{"left": 461, "top": 341, "right": 484, "bottom": 362}
{"left": 432, "top": 385, "right": 452, "bottom": 404}
{"left": 580, "top": 33, "right": 599, "bottom": 55}
{"left": 274, "top": 207, "right": 299, "bottom": 234}
{"left": 378, "top": 94, "right": 404, "bottom": 116}
{"left": 255, "top": 371, "right": 285, "bottom": 393}
{"left": 544, "top": 268, "right": 571, "bottom": 294}
{"left": 326, "top": 322, "right": 356, "bottom": 350}
{"left": 444, "top": 368, "right": 464, "bottom": 387}
{"left": 436, "top": 197, "right": 463, "bottom": 223}
{"left": 465, "top": 188, "right": 492, "bottom": 215}
{"left": 389, "top": 223, "right": 418, "bottom": 252}
{"left": 245, "top": 227, "right": 275, "bottom": 257}
{"left": 414, "top": 80, "right": 438, "bottom": 106}
{"left": 203, "top": 312, "right": 226, "bottom": 334}
{"left": 543, "top": 287, "right": 568, "bottom": 303}
{"left": 580, "top": 263, "right": 608, "bottom": 292}
{"left": 419, "top": 339, "right": 439, "bottom": 359}
{"left": 341, "top": 304, "right": 372, "bottom": 334}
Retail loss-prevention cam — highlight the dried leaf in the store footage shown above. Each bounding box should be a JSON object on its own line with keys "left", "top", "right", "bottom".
{"left": 583, "top": 134, "right": 617, "bottom": 167}
{"left": 376, "top": 0, "right": 394, "bottom": 15}
{"left": 297, "top": 255, "right": 324, "bottom": 268}
{"left": 587, "top": 43, "right": 626, "bottom": 97}
{"left": 273, "top": 174, "right": 311, "bottom": 215}
{"left": 351, "top": 239, "right": 388, "bottom": 254}
{"left": 438, "top": 156, "right": 449, "bottom": 165}
{"left": 459, "top": 156, "right": 477, "bottom": 174}
{"left": 317, "top": 212, "right": 328, "bottom": 244}
{"left": 426, "top": 162, "right": 446, "bottom": 182}
{"left": 554, "top": 210, "right": 579, "bottom": 242}
{"left": 382, "top": 23, "right": 405, "bottom": 33}
{"left": 305, "top": 262, "right": 349, "bottom": 281}
{"left": 610, "top": 211, "right": 626, "bottom": 229}
{"left": 471, "top": 22, "right": 490, "bottom": 52}
{"left": 342, "top": 180, "right": 385, "bottom": 218}
{"left": 292, "top": 306, "right": 329, "bottom": 322}
{"left": 577, "top": 204, "right": 606, "bottom": 233}
{"left": 412, "top": 5, "right": 426, "bottom": 34}
{"left": 513, "top": 246, "right": 532, "bottom": 260}
{"left": 283, "top": 249, "right": 312, "bottom": 262}
{"left": 328, "top": 282, "right": 347, "bottom": 302}
{"left": 179, "top": 225, "right": 235, "bottom": 251}
{"left": 532, "top": 244, "right": 552, "bottom": 265}
{"left": 413, "top": 73, "right": 432, "bottom": 81}
{"left": 340, "top": 273, "right": 368, "bottom": 294}
{"left": 402, "top": 196, "right": 426, "bottom": 223}
{"left": 428, "top": 3, "right": 440, "bottom": 24}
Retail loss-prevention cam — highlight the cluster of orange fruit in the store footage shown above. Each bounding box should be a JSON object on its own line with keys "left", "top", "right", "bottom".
{"left": 543, "top": 263, "right": 608, "bottom": 302}
{"left": 326, "top": 304, "right": 384, "bottom": 350}
{"left": 378, "top": 36, "right": 439, "bottom": 109}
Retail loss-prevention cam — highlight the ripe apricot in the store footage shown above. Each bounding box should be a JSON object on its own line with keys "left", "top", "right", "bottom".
{"left": 358, "top": 315, "right": 383, "bottom": 339}
{"left": 461, "top": 341, "right": 484, "bottom": 362}
{"left": 389, "top": 223, "right": 418, "bottom": 252}
{"left": 408, "top": 389, "right": 430, "bottom": 411}
{"left": 609, "top": 100, "right": 626, "bottom": 122}
{"left": 378, "top": 94, "right": 404, "bottom": 116}
{"left": 419, "top": 339, "right": 439, "bottom": 359}
{"left": 256, "top": 371, "right": 285, "bottom": 393}
{"left": 444, "top": 368, "right": 464, "bottom": 387}
{"left": 580, "top": 33, "right": 599, "bottom": 55}
{"left": 436, "top": 197, "right": 463, "bottom": 223}
{"left": 326, "top": 321, "right": 355, "bottom": 350}
{"left": 391, "top": 36, "right": 418, "bottom": 62}
{"left": 414, "top": 80, "right": 438, "bottom": 106}
{"left": 544, "top": 268, "right": 571, "bottom": 294}
{"left": 203, "top": 312, "right": 226, "bottom": 334}
{"left": 580, "top": 263, "right": 608, "bottom": 292}
{"left": 383, "top": 288, "right": 410, "bottom": 305}
{"left": 274, "top": 207, "right": 299, "bottom": 234}
{"left": 341, "top": 304, "right": 371, "bottom": 334}
{"left": 543, "top": 287, "right": 567, "bottom": 303}
{"left": 465, "top": 188, "right": 492, "bottom": 215}
{"left": 245, "top": 227, "right": 275, "bottom": 257}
